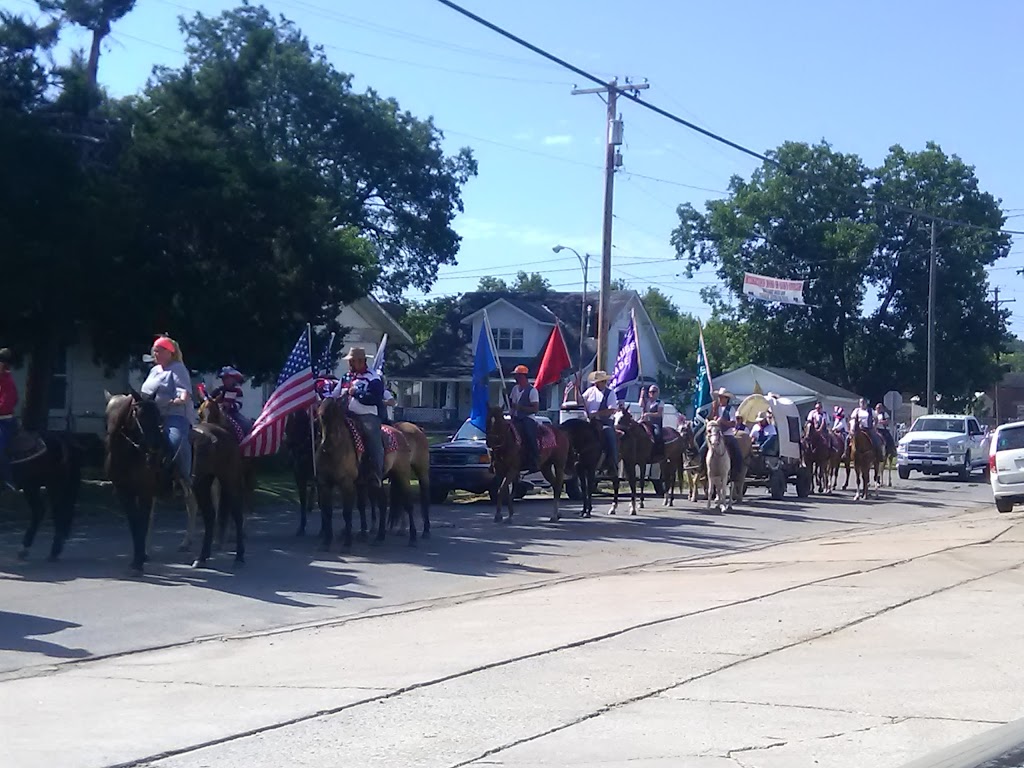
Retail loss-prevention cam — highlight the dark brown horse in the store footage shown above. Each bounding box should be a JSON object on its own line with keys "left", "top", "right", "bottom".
{"left": 284, "top": 408, "right": 318, "bottom": 536}
{"left": 196, "top": 397, "right": 256, "bottom": 545}
{"left": 189, "top": 420, "right": 246, "bottom": 568}
{"left": 801, "top": 422, "right": 830, "bottom": 494}
{"left": 9, "top": 431, "right": 82, "bottom": 561}
{"left": 677, "top": 421, "right": 706, "bottom": 503}
{"left": 611, "top": 407, "right": 653, "bottom": 515}
{"left": 560, "top": 416, "right": 604, "bottom": 518}
{"left": 485, "top": 407, "right": 569, "bottom": 523}
{"left": 849, "top": 419, "right": 878, "bottom": 501}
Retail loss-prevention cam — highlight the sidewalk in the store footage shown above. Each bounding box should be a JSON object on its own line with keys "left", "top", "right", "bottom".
{"left": 4, "top": 506, "right": 1023, "bottom": 768}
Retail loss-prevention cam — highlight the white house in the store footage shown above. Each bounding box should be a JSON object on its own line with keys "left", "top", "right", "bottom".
{"left": 392, "top": 289, "right": 672, "bottom": 428}
{"left": 8, "top": 296, "right": 412, "bottom": 436}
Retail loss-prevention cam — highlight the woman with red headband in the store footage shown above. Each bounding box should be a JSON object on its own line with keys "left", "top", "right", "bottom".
{"left": 141, "top": 335, "right": 194, "bottom": 487}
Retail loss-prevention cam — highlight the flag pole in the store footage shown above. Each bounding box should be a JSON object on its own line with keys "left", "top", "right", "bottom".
{"left": 482, "top": 309, "right": 509, "bottom": 410}
{"left": 306, "top": 324, "right": 317, "bottom": 479}
{"left": 632, "top": 308, "right": 644, "bottom": 383}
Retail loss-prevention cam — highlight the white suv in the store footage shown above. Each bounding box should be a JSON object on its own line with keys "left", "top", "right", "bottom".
{"left": 989, "top": 420, "right": 1024, "bottom": 513}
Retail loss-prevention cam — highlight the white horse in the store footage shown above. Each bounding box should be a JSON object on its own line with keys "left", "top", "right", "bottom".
{"left": 705, "top": 421, "right": 732, "bottom": 513}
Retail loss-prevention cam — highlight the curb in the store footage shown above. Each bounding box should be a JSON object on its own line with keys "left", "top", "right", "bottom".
{"left": 897, "top": 717, "right": 1024, "bottom": 768}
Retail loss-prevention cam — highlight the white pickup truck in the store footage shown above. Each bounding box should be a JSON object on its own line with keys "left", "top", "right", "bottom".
{"left": 896, "top": 414, "right": 990, "bottom": 480}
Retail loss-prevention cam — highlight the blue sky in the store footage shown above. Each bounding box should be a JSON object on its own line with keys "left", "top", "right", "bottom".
{"left": 7, "top": 0, "right": 1024, "bottom": 332}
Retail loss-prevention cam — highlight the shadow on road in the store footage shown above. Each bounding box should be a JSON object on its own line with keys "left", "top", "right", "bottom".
{"left": 0, "top": 610, "right": 90, "bottom": 659}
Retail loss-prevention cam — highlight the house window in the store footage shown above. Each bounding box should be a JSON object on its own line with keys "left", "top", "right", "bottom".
{"left": 617, "top": 330, "right": 627, "bottom": 350}
{"left": 491, "top": 327, "right": 524, "bottom": 351}
{"left": 48, "top": 344, "right": 68, "bottom": 411}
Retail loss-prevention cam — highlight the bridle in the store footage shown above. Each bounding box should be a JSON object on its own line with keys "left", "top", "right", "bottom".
{"left": 115, "top": 400, "right": 162, "bottom": 463}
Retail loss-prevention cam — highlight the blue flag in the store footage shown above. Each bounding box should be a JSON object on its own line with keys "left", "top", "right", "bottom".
{"left": 469, "top": 328, "right": 498, "bottom": 431}
{"left": 609, "top": 314, "right": 640, "bottom": 400}
{"left": 692, "top": 323, "right": 714, "bottom": 448}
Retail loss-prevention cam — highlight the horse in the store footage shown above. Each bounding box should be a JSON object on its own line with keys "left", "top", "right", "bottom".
{"left": 316, "top": 396, "right": 428, "bottom": 548}
{"left": 196, "top": 397, "right": 256, "bottom": 545}
{"left": 8, "top": 431, "right": 82, "bottom": 561}
{"left": 104, "top": 392, "right": 187, "bottom": 574}
{"left": 677, "top": 421, "right": 707, "bottom": 503}
{"left": 189, "top": 420, "right": 246, "bottom": 568}
{"left": 705, "top": 421, "right": 732, "bottom": 513}
{"left": 284, "top": 408, "right": 318, "bottom": 536}
{"left": 877, "top": 426, "right": 897, "bottom": 487}
{"left": 822, "top": 429, "right": 848, "bottom": 495}
{"left": 801, "top": 422, "right": 830, "bottom": 494}
{"left": 611, "top": 406, "right": 654, "bottom": 515}
{"left": 849, "top": 418, "right": 878, "bottom": 501}
{"left": 648, "top": 424, "right": 687, "bottom": 507}
{"left": 559, "top": 417, "right": 604, "bottom": 518}
{"left": 485, "top": 406, "right": 569, "bottom": 523}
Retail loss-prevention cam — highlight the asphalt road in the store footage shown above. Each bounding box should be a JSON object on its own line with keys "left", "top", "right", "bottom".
{"left": 0, "top": 472, "right": 993, "bottom": 679}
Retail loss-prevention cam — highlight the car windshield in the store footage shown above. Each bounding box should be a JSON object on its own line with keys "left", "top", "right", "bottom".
{"left": 453, "top": 421, "right": 485, "bottom": 441}
{"left": 909, "top": 418, "right": 965, "bottom": 434}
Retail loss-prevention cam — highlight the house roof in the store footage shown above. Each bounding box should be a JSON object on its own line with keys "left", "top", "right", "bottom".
{"left": 392, "top": 290, "right": 636, "bottom": 380}
{"left": 756, "top": 365, "right": 862, "bottom": 400}
{"left": 351, "top": 296, "right": 414, "bottom": 346}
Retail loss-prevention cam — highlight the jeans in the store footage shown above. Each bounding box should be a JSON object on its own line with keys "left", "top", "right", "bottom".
{"left": 355, "top": 413, "right": 384, "bottom": 486}
{"left": 601, "top": 424, "right": 619, "bottom": 472}
{"left": 515, "top": 416, "right": 538, "bottom": 468}
{"left": 0, "top": 419, "right": 15, "bottom": 488}
{"left": 165, "top": 415, "right": 192, "bottom": 485}
{"left": 758, "top": 434, "right": 778, "bottom": 456}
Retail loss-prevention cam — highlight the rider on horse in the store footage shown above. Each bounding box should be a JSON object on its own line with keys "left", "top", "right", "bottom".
{"left": 508, "top": 365, "right": 540, "bottom": 472}
{"left": 711, "top": 387, "right": 744, "bottom": 474}
{"left": 583, "top": 370, "right": 619, "bottom": 474}
{"left": 141, "top": 335, "right": 194, "bottom": 488}
{"left": 639, "top": 383, "right": 664, "bottom": 459}
{"left": 806, "top": 401, "right": 828, "bottom": 433}
{"left": 210, "top": 366, "right": 253, "bottom": 436}
{"left": 851, "top": 397, "right": 883, "bottom": 455}
{"left": 832, "top": 405, "right": 849, "bottom": 448}
{"left": 0, "top": 348, "right": 18, "bottom": 492}
{"left": 874, "top": 402, "right": 895, "bottom": 455}
{"left": 334, "top": 346, "right": 386, "bottom": 488}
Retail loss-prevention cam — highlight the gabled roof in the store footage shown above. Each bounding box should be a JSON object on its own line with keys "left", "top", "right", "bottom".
{"left": 722, "top": 364, "right": 861, "bottom": 400}
{"left": 350, "top": 296, "right": 414, "bottom": 346}
{"left": 393, "top": 290, "right": 636, "bottom": 380}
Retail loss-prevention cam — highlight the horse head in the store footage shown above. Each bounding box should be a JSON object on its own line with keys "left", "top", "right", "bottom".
{"left": 613, "top": 404, "right": 633, "bottom": 430}
{"left": 485, "top": 406, "right": 509, "bottom": 449}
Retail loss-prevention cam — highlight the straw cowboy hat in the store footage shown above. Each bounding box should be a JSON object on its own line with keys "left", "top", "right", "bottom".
{"left": 344, "top": 346, "right": 367, "bottom": 360}
{"left": 715, "top": 387, "right": 734, "bottom": 399}
{"left": 756, "top": 411, "right": 769, "bottom": 421}
{"left": 588, "top": 370, "right": 611, "bottom": 384}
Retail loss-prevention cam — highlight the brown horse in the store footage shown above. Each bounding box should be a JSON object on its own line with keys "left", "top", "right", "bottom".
{"left": 189, "top": 421, "right": 246, "bottom": 568}
{"left": 801, "top": 422, "right": 830, "bottom": 494}
{"left": 196, "top": 397, "right": 257, "bottom": 545}
{"left": 316, "top": 396, "right": 429, "bottom": 547}
{"left": 822, "top": 429, "right": 848, "bottom": 494}
{"left": 485, "top": 407, "right": 569, "bottom": 523}
{"left": 611, "top": 407, "right": 653, "bottom": 515}
{"left": 677, "top": 421, "right": 707, "bottom": 503}
{"left": 560, "top": 417, "right": 604, "bottom": 518}
{"left": 849, "top": 419, "right": 878, "bottom": 501}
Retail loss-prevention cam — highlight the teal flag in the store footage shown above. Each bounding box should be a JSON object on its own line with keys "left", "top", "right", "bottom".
{"left": 693, "top": 323, "right": 714, "bottom": 448}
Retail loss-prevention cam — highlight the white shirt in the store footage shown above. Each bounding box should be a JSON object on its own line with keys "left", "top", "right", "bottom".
{"left": 509, "top": 384, "right": 539, "bottom": 410}
{"left": 851, "top": 407, "right": 872, "bottom": 429}
{"left": 751, "top": 422, "right": 777, "bottom": 442}
{"left": 583, "top": 385, "right": 617, "bottom": 416}
{"left": 807, "top": 410, "right": 827, "bottom": 428}
{"left": 333, "top": 370, "right": 383, "bottom": 416}
{"left": 833, "top": 417, "right": 848, "bottom": 434}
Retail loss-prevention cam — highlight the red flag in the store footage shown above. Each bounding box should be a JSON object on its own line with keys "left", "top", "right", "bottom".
{"left": 534, "top": 325, "right": 572, "bottom": 391}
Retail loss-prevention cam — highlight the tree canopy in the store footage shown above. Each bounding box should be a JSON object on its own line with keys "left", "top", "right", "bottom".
{"left": 476, "top": 271, "right": 551, "bottom": 293}
{"left": 0, "top": 3, "right": 475, "bottom": 426}
{"left": 673, "top": 140, "right": 1011, "bottom": 404}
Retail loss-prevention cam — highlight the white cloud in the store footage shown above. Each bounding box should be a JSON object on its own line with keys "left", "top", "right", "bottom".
{"left": 542, "top": 134, "right": 574, "bottom": 146}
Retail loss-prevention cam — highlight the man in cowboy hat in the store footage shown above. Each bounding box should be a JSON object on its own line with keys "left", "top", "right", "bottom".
{"left": 749, "top": 411, "right": 778, "bottom": 455}
{"left": 709, "top": 385, "right": 744, "bottom": 475}
{"left": 334, "top": 346, "right": 386, "bottom": 487}
{"left": 582, "top": 370, "right": 619, "bottom": 474}
{"left": 508, "top": 364, "right": 540, "bottom": 471}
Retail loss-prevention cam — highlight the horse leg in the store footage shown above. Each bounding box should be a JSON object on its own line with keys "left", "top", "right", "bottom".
{"left": 341, "top": 480, "right": 356, "bottom": 549}
{"left": 356, "top": 483, "right": 369, "bottom": 541}
{"left": 294, "top": 463, "right": 308, "bottom": 536}
{"left": 180, "top": 481, "right": 198, "bottom": 553}
{"left": 192, "top": 476, "right": 217, "bottom": 568}
{"left": 540, "top": 460, "right": 561, "bottom": 523}
{"left": 418, "top": 474, "right": 431, "bottom": 540}
{"left": 494, "top": 472, "right": 510, "bottom": 523}
{"left": 629, "top": 465, "right": 640, "bottom": 516}
{"left": 17, "top": 485, "right": 44, "bottom": 561}
{"left": 121, "top": 491, "right": 148, "bottom": 575}
{"left": 395, "top": 477, "right": 417, "bottom": 545}
{"left": 609, "top": 460, "right": 621, "bottom": 515}
{"left": 318, "top": 481, "right": 334, "bottom": 552}
{"left": 227, "top": 484, "right": 245, "bottom": 565}
{"left": 212, "top": 479, "right": 226, "bottom": 551}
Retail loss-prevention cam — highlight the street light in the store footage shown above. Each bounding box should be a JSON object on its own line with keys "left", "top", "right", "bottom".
{"left": 553, "top": 244, "right": 590, "bottom": 385}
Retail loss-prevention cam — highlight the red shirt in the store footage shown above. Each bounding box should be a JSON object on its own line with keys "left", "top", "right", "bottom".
{"left": 0, "top": 371, "right": 17, "bottom": 416}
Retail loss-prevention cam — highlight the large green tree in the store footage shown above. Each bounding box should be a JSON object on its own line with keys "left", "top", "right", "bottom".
{"left": 673, "top": 140, "right": 1011, "bottom": 403}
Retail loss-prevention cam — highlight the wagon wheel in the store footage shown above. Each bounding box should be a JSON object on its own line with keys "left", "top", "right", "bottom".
{"left": 795, "top": 466, "right": 812, "bottom": 498}
{"left": 769, "top": 469, "right": 787, "bottom": 500}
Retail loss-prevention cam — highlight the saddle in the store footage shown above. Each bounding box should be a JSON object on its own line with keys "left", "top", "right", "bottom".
{"left": 224, "top": 411, "right": 252, "bottom": 444}
{"left": 344, "top": 417, "right": 405, "bottom": 462}
{"left": 508, "top": 421, "right": 557, "bottom": 457}
{"left": 10, "top": 431, "right": 47, "bottom": 465}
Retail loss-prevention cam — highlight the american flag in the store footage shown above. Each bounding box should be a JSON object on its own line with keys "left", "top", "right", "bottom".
{"left": 240, "top": 326, "right": 316, "bottom": 457}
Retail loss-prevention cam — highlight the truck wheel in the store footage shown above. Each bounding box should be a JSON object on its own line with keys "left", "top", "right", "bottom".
{"left": 795, "top": 467, "right": 812, "bottom": 498}
{"left": 958, "top": 453, "right": 971, "bottom": 481}
{"left": 565, "top": 476, "right": 583, "bottom": 501}
{"left": 769, "top": 469, "right": 786, "bottom": 500}
{"left": 898, "top": 466, "right": 910, "bottom": 480}
{"left": 430, "top": 486, "right": 450, "bottom": 505}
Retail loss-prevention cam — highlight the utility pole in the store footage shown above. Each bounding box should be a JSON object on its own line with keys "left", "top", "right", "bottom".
{"left": 993, "top": 287, "right": 1016, "bottom": 424}
{"left": 572, "top": 78, "right": 649, "bottom": 371}
{"left": 927, "top": 221, "right": 937, "bottom": 414}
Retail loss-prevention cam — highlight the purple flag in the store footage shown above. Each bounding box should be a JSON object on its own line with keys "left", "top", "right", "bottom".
{"left": 609, "top": 314, "right": 640, "bottom": 400}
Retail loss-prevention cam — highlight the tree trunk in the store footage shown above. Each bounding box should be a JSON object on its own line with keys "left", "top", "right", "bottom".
{"left": 22, "top": 336, "right": 57, "bottom": 432}
{"left": 86, "top": 26, "right": 106, "bottom": 90}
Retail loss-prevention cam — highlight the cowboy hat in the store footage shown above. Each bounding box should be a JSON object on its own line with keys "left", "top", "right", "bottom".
{"left": 344, "top": 346, "right": 367, "bottom": 360}
{"left": 715, "top": 387, "right": 733, "bottom": 399}
{"left": 512, "top": 365, "right": 529, "bottom": 375}
{"left": 218, "top": 366, "right": 243, "bottom": 379}
{"left": 588, "top": 370, "right": 610, "bottom": 384}
{"left": 756, "top": 411, "right": 769, "bottom": 421}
